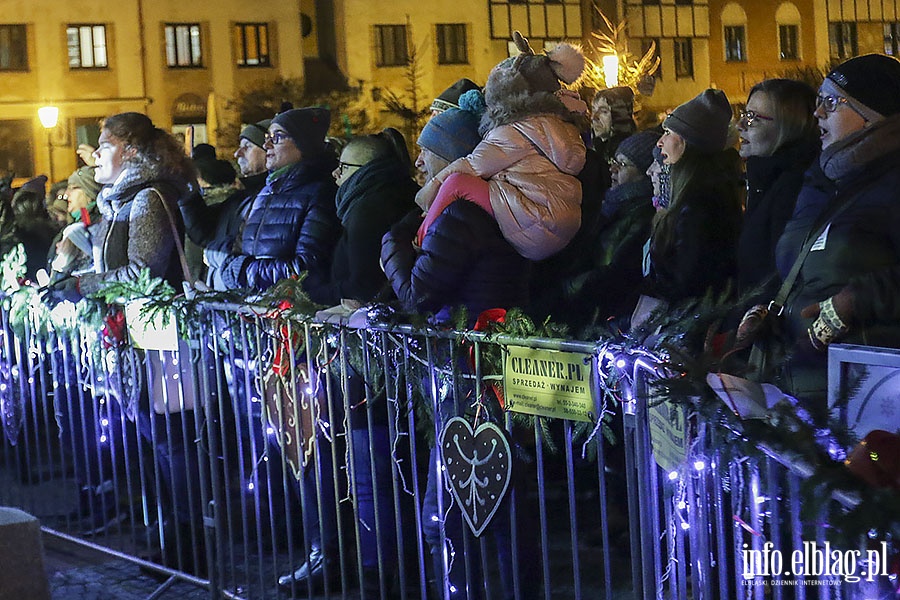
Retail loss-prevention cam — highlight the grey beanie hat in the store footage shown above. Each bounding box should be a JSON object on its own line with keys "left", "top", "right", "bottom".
{"left": 663, "top": 89, "right": 732, "bottom": 153}
{"left": 239, "top": 119, "right": 272, "bottom": 149}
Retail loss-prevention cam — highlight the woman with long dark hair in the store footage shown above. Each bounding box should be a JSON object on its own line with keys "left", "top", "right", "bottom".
{"left": 646, "top": 89, "right": 742, "bottom": 305}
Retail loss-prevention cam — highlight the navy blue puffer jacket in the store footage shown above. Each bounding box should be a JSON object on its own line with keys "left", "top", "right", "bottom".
{"left": 219, "top": 156, "right": 339, "bottom": 291}
{"left": 380, "top": 199, "right": 530, "bottom": 324}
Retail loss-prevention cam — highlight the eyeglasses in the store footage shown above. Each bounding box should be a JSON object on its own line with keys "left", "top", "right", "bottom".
{"left": 815, "top": 94, "right": 850, "bottom": 113}
{"left": 264, "top": 131, "right": 292, "bottom": 146}
{"left": 608, "top": 157, "right": 634, "bottom": 169}
{"left": 738, "top": 110, "right": 775, "bottom": 127}
{"left": 336, "top": 161, "right": 364, "bottom": 175}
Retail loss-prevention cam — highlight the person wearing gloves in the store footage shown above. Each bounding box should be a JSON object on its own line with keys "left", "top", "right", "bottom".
{"left": 765, "top": 54, "right": 900, "bottom": 408}
{"left": 414, "top": 31, "right": 586, "bottom": 261}
{"left": 381, "top": 91, "right": 537, "bottom": 600}
{"left": 179, "top": 118, "right": 272, "bottom": 289}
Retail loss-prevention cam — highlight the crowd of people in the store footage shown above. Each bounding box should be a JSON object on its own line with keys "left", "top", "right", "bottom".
{"left": 4, "top": 36, "right": 900, "bottom": 596}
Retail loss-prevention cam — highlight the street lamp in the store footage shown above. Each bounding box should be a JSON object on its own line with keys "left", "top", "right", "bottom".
{"left": 38, "top": 105, "right": 59, "bottom": 181}
{"left": 602, "top": 54, "right": 619, "bottom": 88}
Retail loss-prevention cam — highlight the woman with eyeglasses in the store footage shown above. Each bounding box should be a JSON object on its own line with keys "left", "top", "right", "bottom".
{"left": 736, "top": 79, "right": 818, "bottom": 301}
{"left": 212, "top": 107, "right": 340, "bottom": 292}
{"left": 763, "top": 54, "right": 900, "bottom": 410}
{"left": 643, "top": 89, "right": 742, "bottom": 310}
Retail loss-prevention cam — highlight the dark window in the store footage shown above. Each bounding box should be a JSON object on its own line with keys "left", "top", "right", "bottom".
{"left": 0, "top": 25, "right": 27, "bottom": 71}
{"left": 67, "top": 24, "right": 108, "bottom": 68}
{"left": 234, "top": 23, "right": 270, "bottom": 67}
{"left": 779, "top": 24, "right": 799, "bottom": 60}
{"left": 374, "top": 24, "right": 408, "bottom": 67}
{"left": 436, "top": 24, "right": 468, "bottom": 65}
{"left": 884, "top": 23, "right": 900, "bottom": 57}
{"left": 724, "top": 25, "right": 746, "bottom": 62}
{"left": 165, "top": 24, "right": 202, "bottom": 67}
{"left": 674, "top": 0, "right": 692, "bottom": 4}
{"left": 0, "top": 119, "right": 34, "bottom": 178}
{"left": 642, "top": 0, "right": 661, "bottom": 5}
{"left": 829, "top": 22, "right": 857, "bottom": 60}
{"left": 674, "top": 38, "right": 693, "bottom": 79}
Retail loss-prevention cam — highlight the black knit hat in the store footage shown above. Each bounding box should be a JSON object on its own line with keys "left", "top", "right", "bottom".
{"left": 827, "top": 54, "right": 900, "bottom": 118}
{"left": 271, "top": 107, "right": 331, "bottom": 157}
{"left": 616, "top": 130, "right": 662, "bottom": 173}
{"left": 196, "top": 158, "right": 237, "bottom": 186}
{"left": 663, "top": 89, "right": 732, "bottom": 153}
{"left": 430, "top": 78, "right": 480, "bottom": 113}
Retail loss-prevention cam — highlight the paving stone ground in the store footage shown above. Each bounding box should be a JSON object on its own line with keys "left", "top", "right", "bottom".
{"left": 45, "top": 535, "right": 210, "bottom": 600}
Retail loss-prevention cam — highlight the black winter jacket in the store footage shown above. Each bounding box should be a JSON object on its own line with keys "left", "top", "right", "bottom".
{"left": 305, "top": 158, "right": 417, "bottom": 305}
{"left": 179, "top": 171, "right": 266, "bottom": 289}
{"left": 549, "top": 178, "right": 655, "bottom": 330}
{"left": 381, "top": 199, "right": 530, "bottom": 324}
{"left": 737, "top": 139, "right": 818, "bottom": 300}
{"left": 647, "top": 164, "right": 742, "bottom": 305}
{"left": 773, "top": 116, "right": 900, "bottom": 399}
{"left": 219, "top": 157, "right": 339, "bottom": 291}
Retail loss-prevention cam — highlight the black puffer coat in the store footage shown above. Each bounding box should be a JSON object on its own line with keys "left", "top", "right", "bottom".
{"left": 219, "top": 156, "right": 339, "bottom": 291}
{"left": 305, "top": 157, "right": 417, "bottom": 305}
{"left": 774, "top": 115, "right": 900, "bottom": 400}
{"left": 179, "top": 171, "right": 266, "bottom": 289}
{"left": 737, "top": 138, "right": 818, "bottom": 300}
{"left": 380, "top": 199, "right": 530, "bottom": 324}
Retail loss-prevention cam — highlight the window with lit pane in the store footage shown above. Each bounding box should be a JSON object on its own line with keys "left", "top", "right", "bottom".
{"left": 166, "top": 23, "right": 202, "bottom": 68}
{"left": 235, "top": 23, "right": 270, "bottom": 67}
{"left": 67, "top": 24, "right": 108, "bottom": 69}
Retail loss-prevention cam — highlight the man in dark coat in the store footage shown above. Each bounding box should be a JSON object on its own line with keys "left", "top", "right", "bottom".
{"left": 178, "top": 119, "right": 271, "bottom": 289}
{"left": 380, "top": 100, "right": 536, "bottom": 600}
{"left": 305, "top": 130, "right": 417, "bottom": 305}
{"left": 283, "top": 130, "right": 417, "bottom": 594}
{"left": 211, "top": 108, "right": 339, "bottom": 292}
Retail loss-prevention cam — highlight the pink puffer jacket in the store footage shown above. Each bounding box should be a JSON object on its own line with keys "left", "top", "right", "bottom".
{"left": 416, "top": 114, "right": 586, "bottom": 260}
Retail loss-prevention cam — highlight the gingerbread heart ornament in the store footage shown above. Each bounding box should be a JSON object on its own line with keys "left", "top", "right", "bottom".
{"left": 439, "top": 417, "right": 513, "bottom": 536}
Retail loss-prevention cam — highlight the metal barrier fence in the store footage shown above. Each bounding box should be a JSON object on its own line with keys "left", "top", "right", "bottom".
{"left": 0, "top": 297, "right": 890, "bottom": 599}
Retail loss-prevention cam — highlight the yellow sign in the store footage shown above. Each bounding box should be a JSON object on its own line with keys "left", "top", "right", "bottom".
{"left": 503, "top": 346, "right": 593, "bottom": 422}
{"left": 648, "top": 399, "right": 688, "bottom": 472}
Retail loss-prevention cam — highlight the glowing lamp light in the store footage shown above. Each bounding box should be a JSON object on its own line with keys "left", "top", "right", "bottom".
{"left": 602, "top": 55, "right": 619, "bottom": 88}
{"left": 677, "top": 500, "right": 687, "bottom": 510}
{"left": 680, "top": 522, "right": 690, "bottom": 530}
{"left": 615, "top": 358, "right": 627, "bottom": 369}
{"left": 693, "top": 460, "right": 706, "bottom": 471}
{"left": 38, "top": 106, "right": 59, "bottom": 129}
{"left": 668, "top": 471, "right": 679, "bottom": 481}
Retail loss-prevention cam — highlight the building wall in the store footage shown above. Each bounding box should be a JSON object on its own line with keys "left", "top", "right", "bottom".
{"left": 332, "top": 0, "right": 583, "bottom": 131}
{"left": 0, "top": 0, "right": 303, "bottom": 184}
{"left": 621, "top": 0, "right": 887, "bottom": 112}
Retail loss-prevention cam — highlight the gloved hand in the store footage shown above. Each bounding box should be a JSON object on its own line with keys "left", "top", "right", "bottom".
{"left": 203, "top": 247, "right": 229, "bottom": 270}
{"left": 41, "top": 276, "right": 82, "bottom": 305}
{"left": 800, "top": 287, "right": 854, "bottom": 351}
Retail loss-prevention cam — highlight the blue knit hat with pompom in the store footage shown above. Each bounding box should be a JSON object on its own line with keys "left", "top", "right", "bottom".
{"left": 417, "top": 89, "right": 485, "bottom": 162}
